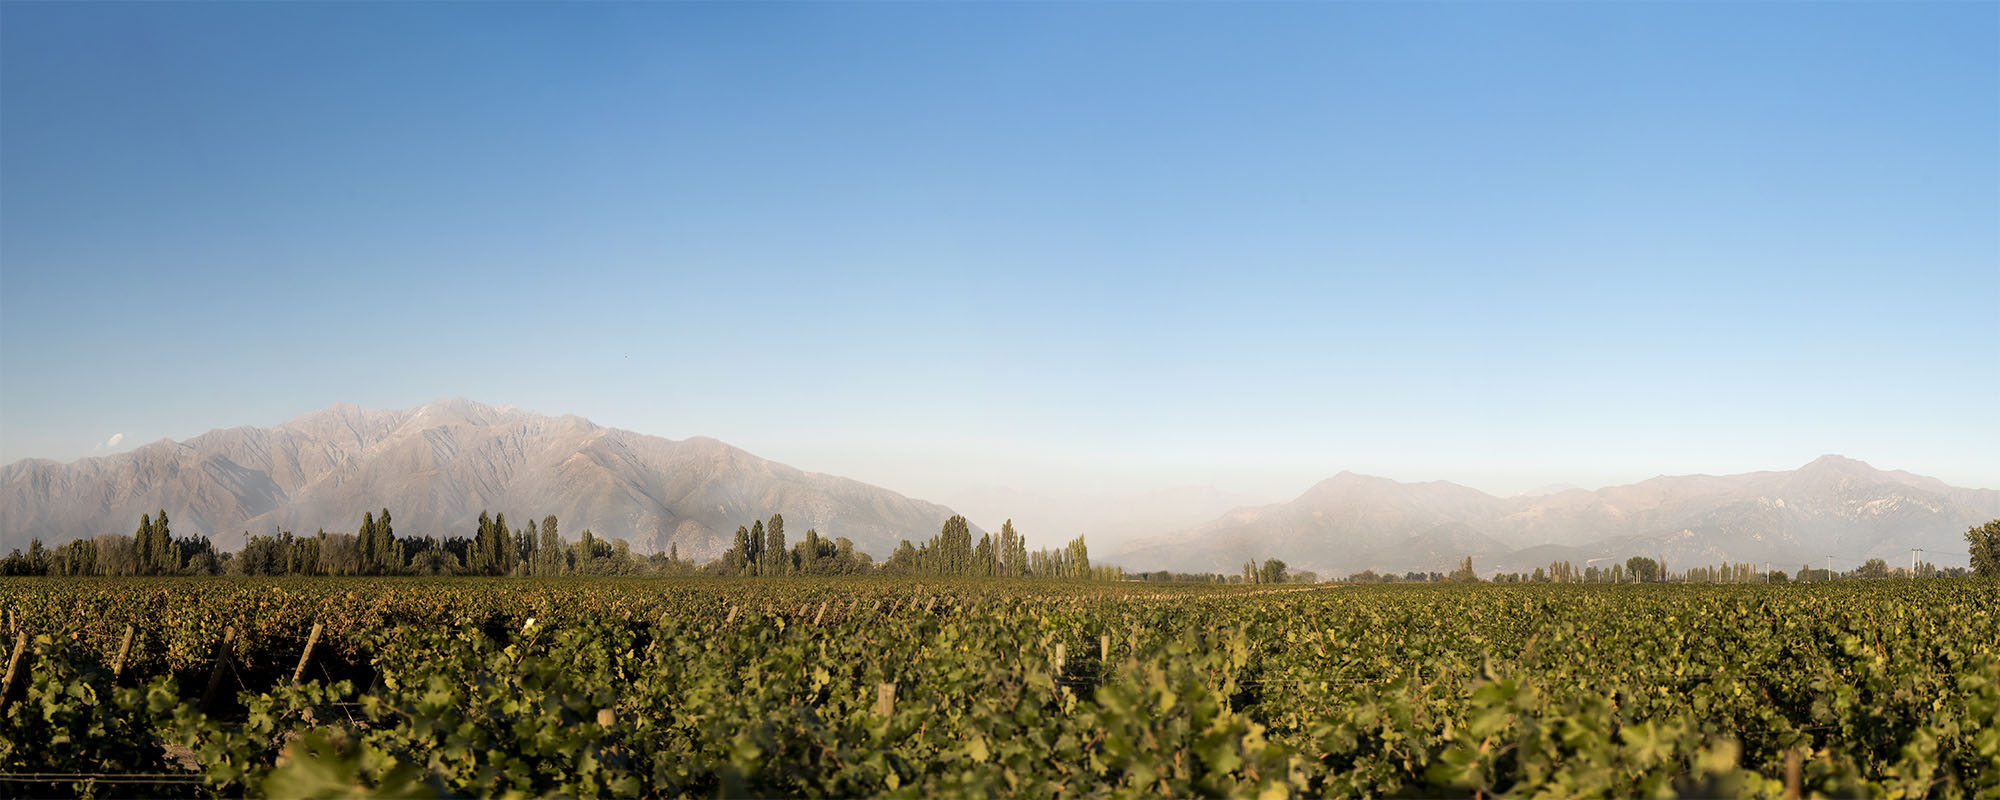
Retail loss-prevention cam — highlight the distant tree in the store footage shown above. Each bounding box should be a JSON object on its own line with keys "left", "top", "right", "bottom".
{"left": 938, "top": 516, "right": 974, "bottom": 576}
{"left": 1002, "top": 520, "right": 1029, "bottom": 577}
{"left": 359, "top": 512, "right": 375, "bottom": 570}
{"left": 883, "top": 540, "right": 919, "bottom": 574}
{"left": 998, "top": 520, "right": 1018, "bottom": 576}
{"left": 1064, "top": 534, "right": 1089, "bottom": 579}
{"left": 54, "top": 537, "right": 98, "bottom": 576}
{"left": 730, "top": 526, "right": 752, "bottom": 574}
{"left": 764, "top": 514, "right": 787, "bottom": 576}
{"left": 749, "top": 520, "right": 766, "bottom": 576}
{"left": 1450, "top": 556, "right": 1478, "bottom": 583}
{"left": 1625, "top": 556, "right": 1661, "bottom": 583}
{"left": 377, "top": 508, "right": 395, "bottom": 571}
{"left": 152, "top": 510, "right": 174, "bottom": 574}
{"left": 538, "top": 515, "right": 563, "bottom": 575}
{"left": 1967, "top": 520, "right": 2000, "bottom": 578}
{"left": 1259, "top": 558, "right": 1288, "bottom": 585}
{"left": 1859, "top": 558, "right": 1890, "bottom": 579}
{"left": 493, "top": 512, "right": 515, "bottom": 574}
{"left": 973, "top": 535, "right": 994, "bottom": 576}
{"left": 319, "top": 532, "right": 361, "bottom": 576}
{"left": 133, "top": 512, "right": 178, "bottom": 576}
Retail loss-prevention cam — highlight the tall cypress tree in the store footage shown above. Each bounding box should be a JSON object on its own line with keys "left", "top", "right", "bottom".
{"left": 539, "top": 515, "right": 561, "bottom": 575}
{"left": 492, "top": 512, "right": 511, "bottom": 575}
{"left": 134, "top": 514, "right": 154, "bottom": 575}
{"left": 153, "top": 509, "right": 175, "bottom": 574}
{"left": 732, "top": 526, "right": 752, "bottom": 574}
{"left": 475, "top": 511, "right": 494, "bottom": 574}
{"left": 749, "top": 520, "right": 766, "bottom": 576}
{"left": 359, "top": 511, "right": 378, "bottom": 574}
{"left": 999, "top": 520, "right": 1017, "bottom": 577}
{"left": 764, "top": 514, "right": 787, "bottom": 576}
{"left": 377, "top": 508, "right": 395, "bottom": 573}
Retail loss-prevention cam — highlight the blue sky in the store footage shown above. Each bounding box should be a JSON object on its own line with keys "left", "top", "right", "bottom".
{"left": 2, "top": 2, "right": 1995, "bottom": 502}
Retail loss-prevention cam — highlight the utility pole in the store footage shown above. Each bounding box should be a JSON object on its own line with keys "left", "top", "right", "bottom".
{"left": 1825, "top": 555, "right": 1832, "bottom": 580}
{"left": 1911, "top": 548, "right": 1924, "bottom": 578}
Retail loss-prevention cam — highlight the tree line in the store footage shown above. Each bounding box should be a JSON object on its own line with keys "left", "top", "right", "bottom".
{"left": 11, "top": 515, "right": 1994, "bottom": 581}
{"left": 0, "top": 510, "right": 1124, "bottom": 580}
{"left": 0, "top": 509, "right": 670, "bottom": 577}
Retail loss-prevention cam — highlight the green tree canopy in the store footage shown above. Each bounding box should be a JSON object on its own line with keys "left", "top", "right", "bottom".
{"left": 1968, "top": 520, "right": 2000, "bottom": 577}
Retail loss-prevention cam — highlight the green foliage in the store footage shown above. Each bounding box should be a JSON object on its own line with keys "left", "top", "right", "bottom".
{"left": 4, "top": 579, "right": 1998, "bottom": 797}
{"left": 1969, "top": 520, "right": 2000, "bottom": 578}
{"left": 763, "top": 514, "right": 787, "bottom": 577}
{"left": 1626, "top": 556, "right": 1662, "bottom": 583}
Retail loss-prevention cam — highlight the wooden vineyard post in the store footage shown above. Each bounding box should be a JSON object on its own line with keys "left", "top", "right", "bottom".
{"left": 1784, "top": 749, "right": 1802, "bottom": 800}
{"left": 0, "top": 632, "right": 29, "bottom": 712}
{"left": 725, "top": 605, "right": 738, "bottom": 625}
{"left": 597, "top": 708, "right": 616, "bottom": 727}
{"left": 202, "top": 626, "right": 236, "bottom": 714}
{"left": 112, "top": 624, "right": 136, "bottom": 679}
{"left": 1053, "top": 642, "right": 1066, "bottom": 679}
{"left": 875, "top": 682, "right": 895, "bottom": 718}
{"left": 813, "top": 600, "right": 829, "bottom": 626}
{"left": 1100, "top": 634, "right": 1110, "bottom": 666}
{"left": 292, "top": 622, "right": 323, "bottom": 685}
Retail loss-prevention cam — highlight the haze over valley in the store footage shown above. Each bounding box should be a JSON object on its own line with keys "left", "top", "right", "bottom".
{"left": 3, "top": 399, "right": 1990, "bottom": 576}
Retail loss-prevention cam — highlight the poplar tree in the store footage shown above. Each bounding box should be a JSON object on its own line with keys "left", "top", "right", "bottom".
{"left": 491, "top": 512, "right": 511, "bottom": 574}
{"left": 732, "top": 525, "right": 752, "bottom": 574}
{"left": 146, "top": 510, "right": 176, "bottom": 575}
{"left": 539, "top": 515, "right": 563, "bottom": 575}
{"left": 134, "top": 514, "right": 155, "bottom": 575}
{"left": 475, "top": 511, "right": 495, "bottom": 574}
{"left": 376, "top": 508, "right": 396, "bottom": 573}
{"left": 359, "top": 511, "right": 379, "bottom": 574}
{"left": 764, "top": 514, "right": 787, "bottom": 576}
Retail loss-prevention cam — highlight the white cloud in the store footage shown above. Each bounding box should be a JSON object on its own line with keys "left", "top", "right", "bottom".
{"left": 92, "top": 433, "right": 126, "bottom": 452}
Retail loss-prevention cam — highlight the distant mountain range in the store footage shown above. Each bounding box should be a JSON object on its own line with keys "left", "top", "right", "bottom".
{"left": 0, "top": 399, "right": 970, "bottom": 560}
{"left": 6, "top": 402, "right": 1992, "bottom": 577}
{"left": 1111, "top": 455, "right": 2000, "bottom": 576}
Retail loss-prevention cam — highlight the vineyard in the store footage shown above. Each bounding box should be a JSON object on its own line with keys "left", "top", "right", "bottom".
{"left": 1, "top": 578, "right": 1996, "bottom": 798}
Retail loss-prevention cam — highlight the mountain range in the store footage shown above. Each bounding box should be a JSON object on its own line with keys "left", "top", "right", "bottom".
{"left": 4, "top": 400, "right": 1993, "bottom": 576}
{"left": 0, "top": 399, "right": 969, "bottom": 560}
{"left": 1111, "top": 455, "right": 2000, "bottom": 576}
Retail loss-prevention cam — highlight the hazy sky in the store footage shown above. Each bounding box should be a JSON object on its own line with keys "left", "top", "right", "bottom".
{"left": 3, "top": 2, "right": 1995, "bottom": 503}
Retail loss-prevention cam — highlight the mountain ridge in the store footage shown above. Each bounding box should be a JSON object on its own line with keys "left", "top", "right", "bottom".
{"left": 1112, "top": 455, "right": 2000, "bottom": 576}
{"left": 0, "top": 399, "right": 975, "bottom": 560}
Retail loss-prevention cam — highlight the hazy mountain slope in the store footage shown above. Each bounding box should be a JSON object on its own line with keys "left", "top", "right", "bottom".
{"left": 0, "top": 399, "right": 971, "bottom": 560}
{"left": 1116, "top": 456, "right": 1999, "bottom": 576}
{"left": 1114, "top": 473, "right": 1512, "bottom": 575}
{"left": 944, "top": 484, "right": 1269, "bottom": 552}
